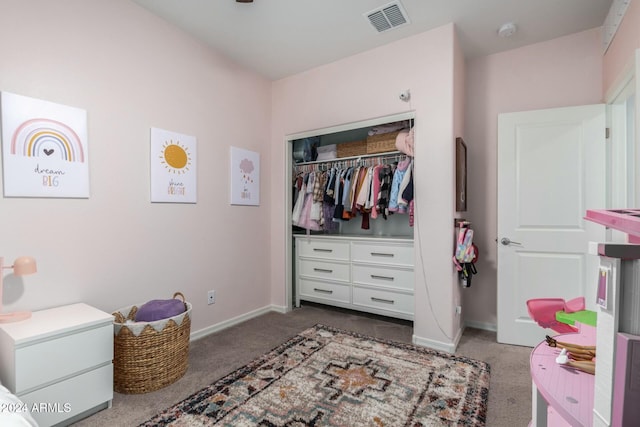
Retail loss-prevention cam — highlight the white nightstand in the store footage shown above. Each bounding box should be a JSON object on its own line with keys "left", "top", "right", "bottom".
{"left": 0, "top": 303, "right": 114, "bottom": 427}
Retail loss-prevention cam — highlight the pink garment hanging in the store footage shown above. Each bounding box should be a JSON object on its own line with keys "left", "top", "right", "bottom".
{"left": 291, "top": 182, "right": 306, "bottom": 225}
{"left": 296, "top": 192, "right": 322, "bottom": 231}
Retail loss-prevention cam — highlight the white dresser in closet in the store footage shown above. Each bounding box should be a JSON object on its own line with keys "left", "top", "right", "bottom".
{"left": 294, "top": 235, "right": 414, "bottom": 320}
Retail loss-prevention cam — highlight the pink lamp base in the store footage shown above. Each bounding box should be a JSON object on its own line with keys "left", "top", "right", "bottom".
{"left": 0, "top": 311, "right": 32, "bottom": 323}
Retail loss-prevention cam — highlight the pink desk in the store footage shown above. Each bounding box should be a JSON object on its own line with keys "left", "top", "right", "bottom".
{"left": 530, "top": 326, "right": 595, "bottom": 427}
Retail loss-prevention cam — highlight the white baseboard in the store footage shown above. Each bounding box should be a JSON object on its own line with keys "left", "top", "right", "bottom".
{"left": 412, "top": 326, "right": 463, "bottom": 354}
{"left": 464, "top": 320, "right": 497, "bottom": 332}
{"left": 270, "top": 304, "right": 289, "bottom": 314}
{"left": 190, "top": 305, "right": 491, "bottom": 354}
{"left": 190, "top": 304, "right": 287, "bottom": 341}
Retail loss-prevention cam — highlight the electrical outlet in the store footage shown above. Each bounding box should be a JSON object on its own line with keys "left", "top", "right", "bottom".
{"left": 455, "top": 305, "right": 462, "bottom": 315}
{"left": 207, "top": 290, "right": 215, "bottom": 305}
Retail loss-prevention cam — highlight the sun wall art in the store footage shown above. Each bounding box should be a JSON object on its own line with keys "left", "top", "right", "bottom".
{"left": 150, "top": 127, "right": 197, "bottom": 203}
{"left": 1, "top": 91, "right": 89, "bottom": 198}
{"left": 230, "top": 146, "right": 260, "bottom": 206}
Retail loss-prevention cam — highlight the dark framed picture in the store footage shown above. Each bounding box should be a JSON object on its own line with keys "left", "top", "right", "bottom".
{"left": 456, "top": 137, "right": 467, "bottom": 212}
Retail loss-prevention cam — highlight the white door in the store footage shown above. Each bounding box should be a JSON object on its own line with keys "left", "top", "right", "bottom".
{"left": 497, "top": 105, "right": 607, "bottom": 347}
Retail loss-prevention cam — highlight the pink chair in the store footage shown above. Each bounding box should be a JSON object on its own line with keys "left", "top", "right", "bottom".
{"left": 526, "top": 298, "right": 581, "bottom": 334}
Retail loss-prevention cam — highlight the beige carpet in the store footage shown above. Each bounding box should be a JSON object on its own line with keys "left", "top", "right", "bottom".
{"left": 73, "top": 302, "right": 532, "bottom": 426}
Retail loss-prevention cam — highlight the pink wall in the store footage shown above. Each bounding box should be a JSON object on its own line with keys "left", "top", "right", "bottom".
{"left": 464, "top": 28, "right": 603, "bottom": 328}
{"left": 604, "top": 0, "right": 640, "bottom": 95}
{"left": 0, "top": 0, "right": 273, "bottom": 333}
{"left": 271, "top": 24, "right": 464, "bottom": 349}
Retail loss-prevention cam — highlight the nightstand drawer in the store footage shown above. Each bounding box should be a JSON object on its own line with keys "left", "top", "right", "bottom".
{"left": 352, "top": 286, "right": 413, "bottom": 316}
{"left": 299, "top": 278, "right": 350, "bottom": 304}
{"left": 352, "top": 264, "right": 413, "bottom": 291}
{"left": 299, "top": 259, "right": 349, "bottom": 282}
{"left": 297, "top": 239, "right": 349, "bottom": 261}
{"left": 20, "top": 363, "right": 113, "bottom": 427}
{"left": 351, "top": 242, "right": 413, "bottom": 266}
{"left": 14, "top": 323, "right": 112, "bottom": 394}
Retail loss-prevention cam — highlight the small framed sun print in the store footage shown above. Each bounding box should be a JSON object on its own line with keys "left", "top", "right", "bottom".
{"left": 150, "top": 127, "right": 197, "bottom": 203}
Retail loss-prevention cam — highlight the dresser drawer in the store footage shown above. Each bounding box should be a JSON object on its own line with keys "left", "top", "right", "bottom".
{"left": 20, "top": 363, "right": 113, "bottom": 427}
{"left": 352, "top": 286, "right": 413, "bottom": 317}
{"left": 14, "top": 324, "right": 113, "bottom": 394}
{"left": 352, "top": 264, "right": 413, "bottom": 291}
{"left": 297, "top": 239, "right": 349, "bottom": 261}
{"left": 299, "top": 259, "right": 349, "bottom": 282}
{"left": 299, "top": 278, "right": 350, "bottom": 304}
{"left": 351, "top": 242, "right": 413, "bottom": 266}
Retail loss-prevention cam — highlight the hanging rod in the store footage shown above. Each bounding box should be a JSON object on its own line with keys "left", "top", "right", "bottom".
{"left": 294, "top": 150, "right": 403, "bottom": 167}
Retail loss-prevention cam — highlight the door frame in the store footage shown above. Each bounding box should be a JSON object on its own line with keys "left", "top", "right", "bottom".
{"left": 605, "top": 48, "right": 640, "bottom": 217}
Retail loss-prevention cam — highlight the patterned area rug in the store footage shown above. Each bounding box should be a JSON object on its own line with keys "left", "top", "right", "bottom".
{"left": 140, "top": 324, "right": 490, "bottom": 426}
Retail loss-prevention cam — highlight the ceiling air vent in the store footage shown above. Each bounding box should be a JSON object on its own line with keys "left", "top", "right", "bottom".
{"left": 365, "top": 1, "right": 410, "bottom": 33}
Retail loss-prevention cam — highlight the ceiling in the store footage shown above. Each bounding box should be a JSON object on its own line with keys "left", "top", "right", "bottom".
{"left": 131, "top": 0, "right": 613, "bottom": 81}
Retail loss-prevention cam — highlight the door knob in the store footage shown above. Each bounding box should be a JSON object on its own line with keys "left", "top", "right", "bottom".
{"left": 500, "top": 237, "right": 522, "bottom": 246}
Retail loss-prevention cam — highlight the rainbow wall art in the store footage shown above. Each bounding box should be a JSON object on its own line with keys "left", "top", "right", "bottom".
{"left": 1, "top": 92, "right": 89, "bottom": 197}
{"left": 150, "top": 127, "right": 197, "bottom": 203}
{"left": 11, "top": 118, "right": 85, "bottom": 162}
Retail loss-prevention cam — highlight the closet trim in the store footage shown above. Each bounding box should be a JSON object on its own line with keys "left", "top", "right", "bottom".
{"left": 284, "top": 111, "right": 416, "bottom": 312}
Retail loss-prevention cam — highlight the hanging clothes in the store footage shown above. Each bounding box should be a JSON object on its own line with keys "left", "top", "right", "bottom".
{"left": 320, "top": 168, "right": 338, "bottom": 232}
{"left": 376, "top": 164, "right": 394, "bottom": 220}
{"left": 324, "top": 168, "right": 336, "bottom": 204}
{"left": 389, "top": 158, "right": 412, "bottom": 213}
{"left": 333, "top": 169, "right": 347, "bottom": 221}
{"left": 296, "top": 176, "right": 322, "bottom": 232}
{"left": 342, "top": 167, "right": 356, "bottom": 219}
{"left": 348, "top": 167, "right": 367, "bottom": 216}
{"left": 369, "top": 164, "right": 382, "bottom": 220}
{"left": 355, "top": 166, "right": 373, "bottom": 209}
{"left": 310, "top": 171, "right": 325, "bottom": 225}
{"left": 293, "top": 152, "right": 414, "bottom": 229}
{"left": 397, "top": 161, "right": 413, "bottom": 213}
{"left": 291, "top": 181, "right": 306, "bottom": 225}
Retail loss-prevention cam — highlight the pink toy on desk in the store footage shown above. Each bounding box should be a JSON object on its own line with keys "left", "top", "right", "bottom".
{"left": 526, "top": 297, "right": 585, "bottom": 334}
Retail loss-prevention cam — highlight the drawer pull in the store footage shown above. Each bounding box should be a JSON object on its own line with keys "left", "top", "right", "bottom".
{"left": 313, "top": 248, "right": 333, "bottom": 253}
{"left": 371, "top": 297, "right": 395, "bottom": 304}
{"left": 314, "top": 288, "right": 333, "bottom": 294}
{"left": 314, "top": 268, "right": 333, "bottom": 273}
{"left": 371, "top": 274, "right": 394, "bottom": 281}
{"left": 371, "top": 252, "right": 394, "bottom": 257}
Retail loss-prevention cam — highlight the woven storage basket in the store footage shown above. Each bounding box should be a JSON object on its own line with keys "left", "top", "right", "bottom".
{"left": 112, "top": 292, "right": 191, "bottom": 394}
{"left": 366, "top": 131, "right": 401, "bottom": 154}
{"left": 336, "top": 139, "right": 367, "bottom": 158}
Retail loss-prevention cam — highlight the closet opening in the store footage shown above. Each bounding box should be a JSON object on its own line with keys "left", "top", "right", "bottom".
{"left": 284, "top": 112, "right": 416, "bottom": 322}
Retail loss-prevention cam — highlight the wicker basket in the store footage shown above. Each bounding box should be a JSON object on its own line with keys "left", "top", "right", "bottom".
{"left": 366, "top": 131, "right": 401, "bottom": 154}
{"left": 336, "top": 139, "right": 367, "bottom": 158}
{"left": 112, "top": 292, "right": 191, "bottom": 394}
